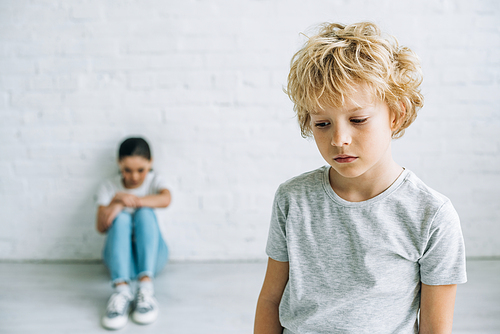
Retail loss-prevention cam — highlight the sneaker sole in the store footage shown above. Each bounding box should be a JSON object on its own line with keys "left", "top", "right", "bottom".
{"left": 131, "top": 309, "right": 158, "bottom": 325}
{"left": 102, "top": 316, "right": 128, "bottom": 330}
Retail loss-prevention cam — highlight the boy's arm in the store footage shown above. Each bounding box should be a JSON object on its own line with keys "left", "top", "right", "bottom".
{"left": 254, "top": 257, "right": 289, "bottom": 334}
{"left": 138, "top": 189, "right": 171, "bottom": 208}
{"left": 419, "top": 283, "right": 457, "bottom": 334}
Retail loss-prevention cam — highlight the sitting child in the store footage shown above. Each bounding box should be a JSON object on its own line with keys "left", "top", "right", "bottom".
{"left": 255, "top": 22, "right": 466, "bottom": 333}
{"left": 96, "top": 137, "right": 171, "bottom": 330}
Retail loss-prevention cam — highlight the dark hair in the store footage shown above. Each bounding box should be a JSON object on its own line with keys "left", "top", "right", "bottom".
{"left": 118, "top": 137, "right": 151, "bottom": 161}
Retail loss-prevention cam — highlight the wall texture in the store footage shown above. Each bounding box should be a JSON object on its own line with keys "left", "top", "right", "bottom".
{"left": 1, "top": 0, "right": 499, "bottom": 261}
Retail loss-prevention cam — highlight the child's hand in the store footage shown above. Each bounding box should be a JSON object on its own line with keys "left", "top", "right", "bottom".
{"left": 112, "top": 192, "right": 142, "bottom": 208}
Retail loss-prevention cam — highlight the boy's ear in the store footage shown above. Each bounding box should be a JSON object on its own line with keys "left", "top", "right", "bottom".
{"left": 391, "top": 102, "right": 406, "bottom": 131}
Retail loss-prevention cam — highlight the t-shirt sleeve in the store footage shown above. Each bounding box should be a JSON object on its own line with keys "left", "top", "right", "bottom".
{"left": 96, "top": 181, "right": 115, "bottom": 207}
{"left": 150, "top": 174, "right": 169, "bottom": 194}
{"left": 418, "top": 200, "right": 467, "bottom": 285}
{"left": 265, "top": 186, "right": 289, "bottom": 262}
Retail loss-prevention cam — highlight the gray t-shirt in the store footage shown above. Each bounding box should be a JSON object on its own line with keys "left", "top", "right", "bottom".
{"left": 266, "top": 166, "right": 467, "bottom": 334}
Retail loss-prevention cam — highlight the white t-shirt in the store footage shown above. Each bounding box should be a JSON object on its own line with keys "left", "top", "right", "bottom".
{"left": 96, "top": 171, "right": 169, "bottom": 240}
{"left": 266, "top": 166, "right": 467, "bottom": 334}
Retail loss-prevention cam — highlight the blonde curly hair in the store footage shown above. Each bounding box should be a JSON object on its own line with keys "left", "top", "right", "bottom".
{"left": 286, "top": 22, "right": 424, "bottom": 139}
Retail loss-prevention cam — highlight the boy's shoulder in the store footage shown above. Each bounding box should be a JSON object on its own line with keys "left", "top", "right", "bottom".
{"left": 280, "top": 166, "right": 326, "bottom": 187}
{"left": 395, "top": 171, "right": 459, "bottom": 225}
{"left": 275, "top": 166, "right": 327, "bottom": 199}
{"left": 402, "top": 170, "right": 451, "bottom": 206}
{"left": 274, "top": 167, "right": 453, "bottom": 211}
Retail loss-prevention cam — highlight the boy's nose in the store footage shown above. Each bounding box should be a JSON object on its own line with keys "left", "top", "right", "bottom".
{"left": 331, "top": 124, "right": 351, "bottom": 147}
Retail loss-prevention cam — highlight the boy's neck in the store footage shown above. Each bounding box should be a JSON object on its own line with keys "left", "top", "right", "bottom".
{"left": 329, "top": 159, "right": 403, "bottom": 203}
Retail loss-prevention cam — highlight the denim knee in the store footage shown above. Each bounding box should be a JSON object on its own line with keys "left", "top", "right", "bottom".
{"left": 133, "top": 207, "right": 157, "bottom": 225}
{"left": 134, "top": 207, "right": 155, "bottom": 216}
{"left": 109, "top": 211, "right": 133, "bottom": 231}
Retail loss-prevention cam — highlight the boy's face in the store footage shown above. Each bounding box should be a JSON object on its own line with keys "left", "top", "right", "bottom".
{"left": 310, "top": 86, "right": 397, "bottom": 182}
{"left": 119, "top": 156, "right": 152, "bottom": 189}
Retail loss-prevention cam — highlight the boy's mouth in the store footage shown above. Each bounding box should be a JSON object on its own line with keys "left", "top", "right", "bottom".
{"left": 333, "top": 155, "right": 357, "bottom": 163}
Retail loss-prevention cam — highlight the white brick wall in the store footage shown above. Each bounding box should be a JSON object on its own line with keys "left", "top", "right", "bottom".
{"left": 1, "top": 0, "right": 499, "bottom": 261}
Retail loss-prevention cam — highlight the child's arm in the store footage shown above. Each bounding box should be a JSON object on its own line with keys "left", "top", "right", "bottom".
{"left": 111, "top": 192, "right": 141, "bottom": 207}
{"left": 95, "top": 189, "right": 171, "bottom": 233}
{"left": 254, "top": 258, "right": 289, "bottom": 334}
{"left": 138, "top": 189, "right": 171, "bottom": 208}
{"left": 419, "top": 283, "right": 457, "bottom": 334}
{"left": 111, "top": 189, "right": 171, "bottom": 209}
{"left": 96, "top": 203, "right": 123, "bottom": 234}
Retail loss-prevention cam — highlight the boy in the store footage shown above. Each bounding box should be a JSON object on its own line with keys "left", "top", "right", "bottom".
{"left": 254, "top": 22, "right": 466, "bottom": 334}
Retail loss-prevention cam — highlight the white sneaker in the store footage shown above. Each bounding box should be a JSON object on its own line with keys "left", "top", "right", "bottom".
{"left": 132, "top": 287, "right": 159, "bottom": 325}
{"left": 101, "top": 289, "right": 133, "bottom": 330}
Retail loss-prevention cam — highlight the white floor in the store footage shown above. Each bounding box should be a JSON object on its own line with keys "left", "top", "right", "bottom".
{"left": 0, "top": 260, "right": 498, "bottom": 334}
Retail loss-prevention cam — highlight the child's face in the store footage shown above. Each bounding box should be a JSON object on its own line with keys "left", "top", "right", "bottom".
{"left": 310, "top": 86, "right": 397, "bottom": 181}
{"left": 119, "top": 156, "right": 152, "bottom": 189}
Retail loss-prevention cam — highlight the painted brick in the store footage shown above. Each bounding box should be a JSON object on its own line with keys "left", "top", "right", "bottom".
{"left": 0, "top": 0, "right": 498, "bottom": 261}
{"left": 0, "top": 59, "right": 36, "bottom": 75}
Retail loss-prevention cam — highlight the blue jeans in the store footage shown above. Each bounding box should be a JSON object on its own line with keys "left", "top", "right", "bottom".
{"left": 103, "top": 207, "right": 169, "bottom": 285}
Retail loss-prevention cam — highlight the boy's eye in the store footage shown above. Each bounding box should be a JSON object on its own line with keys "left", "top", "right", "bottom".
{"left": 138, "top": 168, "right": 144, "bottom": 173}
{"left": 315, "top": 122, "right": 331, "bottom": 128}
{"left": 124, "top": 168, "right": 132, "bottom": 173}
{"left": 351, "top": 118, "right": 368, "bottom": 124}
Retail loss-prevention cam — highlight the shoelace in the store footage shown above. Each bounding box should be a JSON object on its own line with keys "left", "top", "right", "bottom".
{"left": 107, "top": 292, "right": 131, "bottom": 315}
{"left": 135, "top": 289, "right": 154, "bottom": 311}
